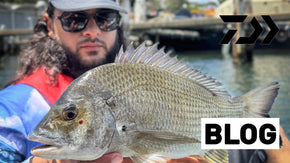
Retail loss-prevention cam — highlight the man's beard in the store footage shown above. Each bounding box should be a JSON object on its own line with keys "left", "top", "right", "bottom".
{"left": 59, "top": 36, "right": 121, "bottom": 78}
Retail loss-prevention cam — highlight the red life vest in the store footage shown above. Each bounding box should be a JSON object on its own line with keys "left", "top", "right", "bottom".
{"left": 18, "top": 67, "right": 74, "bottom": 105}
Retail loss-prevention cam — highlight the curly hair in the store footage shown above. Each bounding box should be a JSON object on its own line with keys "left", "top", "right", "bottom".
{"left": 6, "top": 3, "right": 127, "bottom": 86}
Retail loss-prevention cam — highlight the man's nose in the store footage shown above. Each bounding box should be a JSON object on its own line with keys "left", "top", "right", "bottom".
{"left": 82, "top": 18, "right": 102, "bottom": 39}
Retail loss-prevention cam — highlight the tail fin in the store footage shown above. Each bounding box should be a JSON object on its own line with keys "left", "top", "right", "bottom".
{"left": 234, "top": 81, "right": 279, "bottom": 117}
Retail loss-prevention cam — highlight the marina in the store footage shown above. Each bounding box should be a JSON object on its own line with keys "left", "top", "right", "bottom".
{"left": 1, "top": 0, "right": 290, "bottom": 54}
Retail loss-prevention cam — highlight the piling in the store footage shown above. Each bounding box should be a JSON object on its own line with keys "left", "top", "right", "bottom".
{"left": 134, "top": 0, "right": 147, "bottom": 23}
{"left": 0, "top": 36, "right": 4, "bottom": 54}
{"left": 232, "top": 0, "right": 254, "bottom": 64}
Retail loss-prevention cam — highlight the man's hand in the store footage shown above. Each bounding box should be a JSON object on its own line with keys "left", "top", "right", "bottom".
{"left": 79, "top": 153, "right": 123, "bottom": 163}
{"left": 166, "top": 155, "right": 208, "bottom": 163}
{"left": 31, "top": 153, "right": 123, "bottom": 163}
{"left": 266, "top": 126, "right": 290, "bottom": 163}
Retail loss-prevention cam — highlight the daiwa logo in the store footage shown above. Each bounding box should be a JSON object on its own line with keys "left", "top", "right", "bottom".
{"left": 201, "top": 118, "right": 280, "bottom": 149}
{"left": 220, "top": 15, "right": 279, "bottom": 44}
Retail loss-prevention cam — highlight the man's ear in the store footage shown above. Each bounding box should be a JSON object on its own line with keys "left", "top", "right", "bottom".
{"left": 43, "top": 13, "right": 54, "bottom": 38}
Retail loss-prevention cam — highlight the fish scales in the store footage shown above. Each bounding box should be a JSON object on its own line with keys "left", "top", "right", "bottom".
{"left": 84, "top": 63, "right": 243, "bottom": 138}
{"left": 28, "top": 43, "right": 279, "bottom": 162}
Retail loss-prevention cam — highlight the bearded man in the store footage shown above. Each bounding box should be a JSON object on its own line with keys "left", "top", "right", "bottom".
{"left": 0, "top": 0, "right": 126, "bottom": 162}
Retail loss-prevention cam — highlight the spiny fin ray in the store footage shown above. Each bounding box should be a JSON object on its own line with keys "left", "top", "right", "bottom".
{"left": 115, "top": 42, "right": 231, "bottom": 99}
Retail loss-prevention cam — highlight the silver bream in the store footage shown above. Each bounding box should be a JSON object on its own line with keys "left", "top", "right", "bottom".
{"left": 28, "top": 42, "right": 279, "bottom": 162}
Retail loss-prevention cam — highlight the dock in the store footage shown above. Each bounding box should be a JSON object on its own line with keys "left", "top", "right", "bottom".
{"left": 0, "top": 29, "right": 33, "bottom": 36}
{"left": 130, "top": 13, "right": 290, "bottom": 30}
{"left": 0, "top": 1, "right": 46, "bottom": 54}
{"left": 1, "top": 13, "right": 289, "bottom": 36}
{"left": 1, "top": 0, "right": 290, "bottom": 56}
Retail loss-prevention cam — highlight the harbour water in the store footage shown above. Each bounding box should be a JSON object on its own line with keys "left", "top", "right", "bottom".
{"left": 177, "top": 50, "right": 290, "bottom": 139}
{"left": 0, "top": 50, "right": 290, "bottom": 139}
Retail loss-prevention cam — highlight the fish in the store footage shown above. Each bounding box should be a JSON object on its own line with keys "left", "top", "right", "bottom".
{"left": 28, "top": 42, "right": 279, "bottom": 162}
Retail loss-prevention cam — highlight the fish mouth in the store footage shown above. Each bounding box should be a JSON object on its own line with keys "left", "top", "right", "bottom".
{"left": 28, "top": 134, "right": 65, "bottom": 156}
{"left": 32, "top": 144, "right": 61, "bottom": 151}
{"left": 31, "top": 144, "right": 64, "bottom": 156}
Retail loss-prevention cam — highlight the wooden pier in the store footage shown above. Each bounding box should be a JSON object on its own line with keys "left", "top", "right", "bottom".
{"left": 0, "top": 29, "right": 33, "bottom": 36}
{"left": 1, "top": 12, "right": 289, "bottom": 56}
{"left": 130, "top": 13, "right": 290, "bottom": 30}
{"left": 0, "top": 29, "right": 33, "bottom": 54}
{"left": 1, "top": 13, "right": 289, "bottom": 37}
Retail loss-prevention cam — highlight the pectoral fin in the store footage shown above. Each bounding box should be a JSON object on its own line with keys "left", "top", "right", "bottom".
{"left": 129, "top": 133, "right": 202, "bottom": 160}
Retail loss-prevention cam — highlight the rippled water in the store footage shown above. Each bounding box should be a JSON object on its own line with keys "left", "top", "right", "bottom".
{"left": 1, "top": 51, "right": 290, "bottom": 138}
{"left": 0, "top": 55, "right": 18, "bottom": 88}
{"left": 177, "top": 51, "right": 290, "bottom": 138}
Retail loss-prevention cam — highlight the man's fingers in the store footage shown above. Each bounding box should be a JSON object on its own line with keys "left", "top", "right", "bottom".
{"left": 102, "top": 153, "right": 123, "bottom": 163}
{"left": 166, "top": 155, "right": 209, "bottom": 163}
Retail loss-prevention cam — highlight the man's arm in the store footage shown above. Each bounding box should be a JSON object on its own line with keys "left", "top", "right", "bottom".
{"left": 0, "top": 140, "right": 25, "bottom": 162}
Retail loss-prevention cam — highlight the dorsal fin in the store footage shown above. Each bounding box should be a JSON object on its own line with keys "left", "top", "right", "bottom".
{"left": 115, "top": 42, "right": 231, "bottom": 99}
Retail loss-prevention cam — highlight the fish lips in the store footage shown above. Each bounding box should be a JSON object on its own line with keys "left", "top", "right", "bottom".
{"left": 28, "top": 134, "right": 65, "bottom": 157}
{"left": 31, "top": 144, "right": 63, "bottom": 156}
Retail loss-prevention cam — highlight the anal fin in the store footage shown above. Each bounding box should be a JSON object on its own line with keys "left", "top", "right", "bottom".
{"left": 204, "top": 149, "right": 228, "bottom": 163}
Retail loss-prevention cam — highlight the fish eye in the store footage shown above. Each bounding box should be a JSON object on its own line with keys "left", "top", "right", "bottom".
{"left": 63, "top": 105, "right": 79, "bottom": 121}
